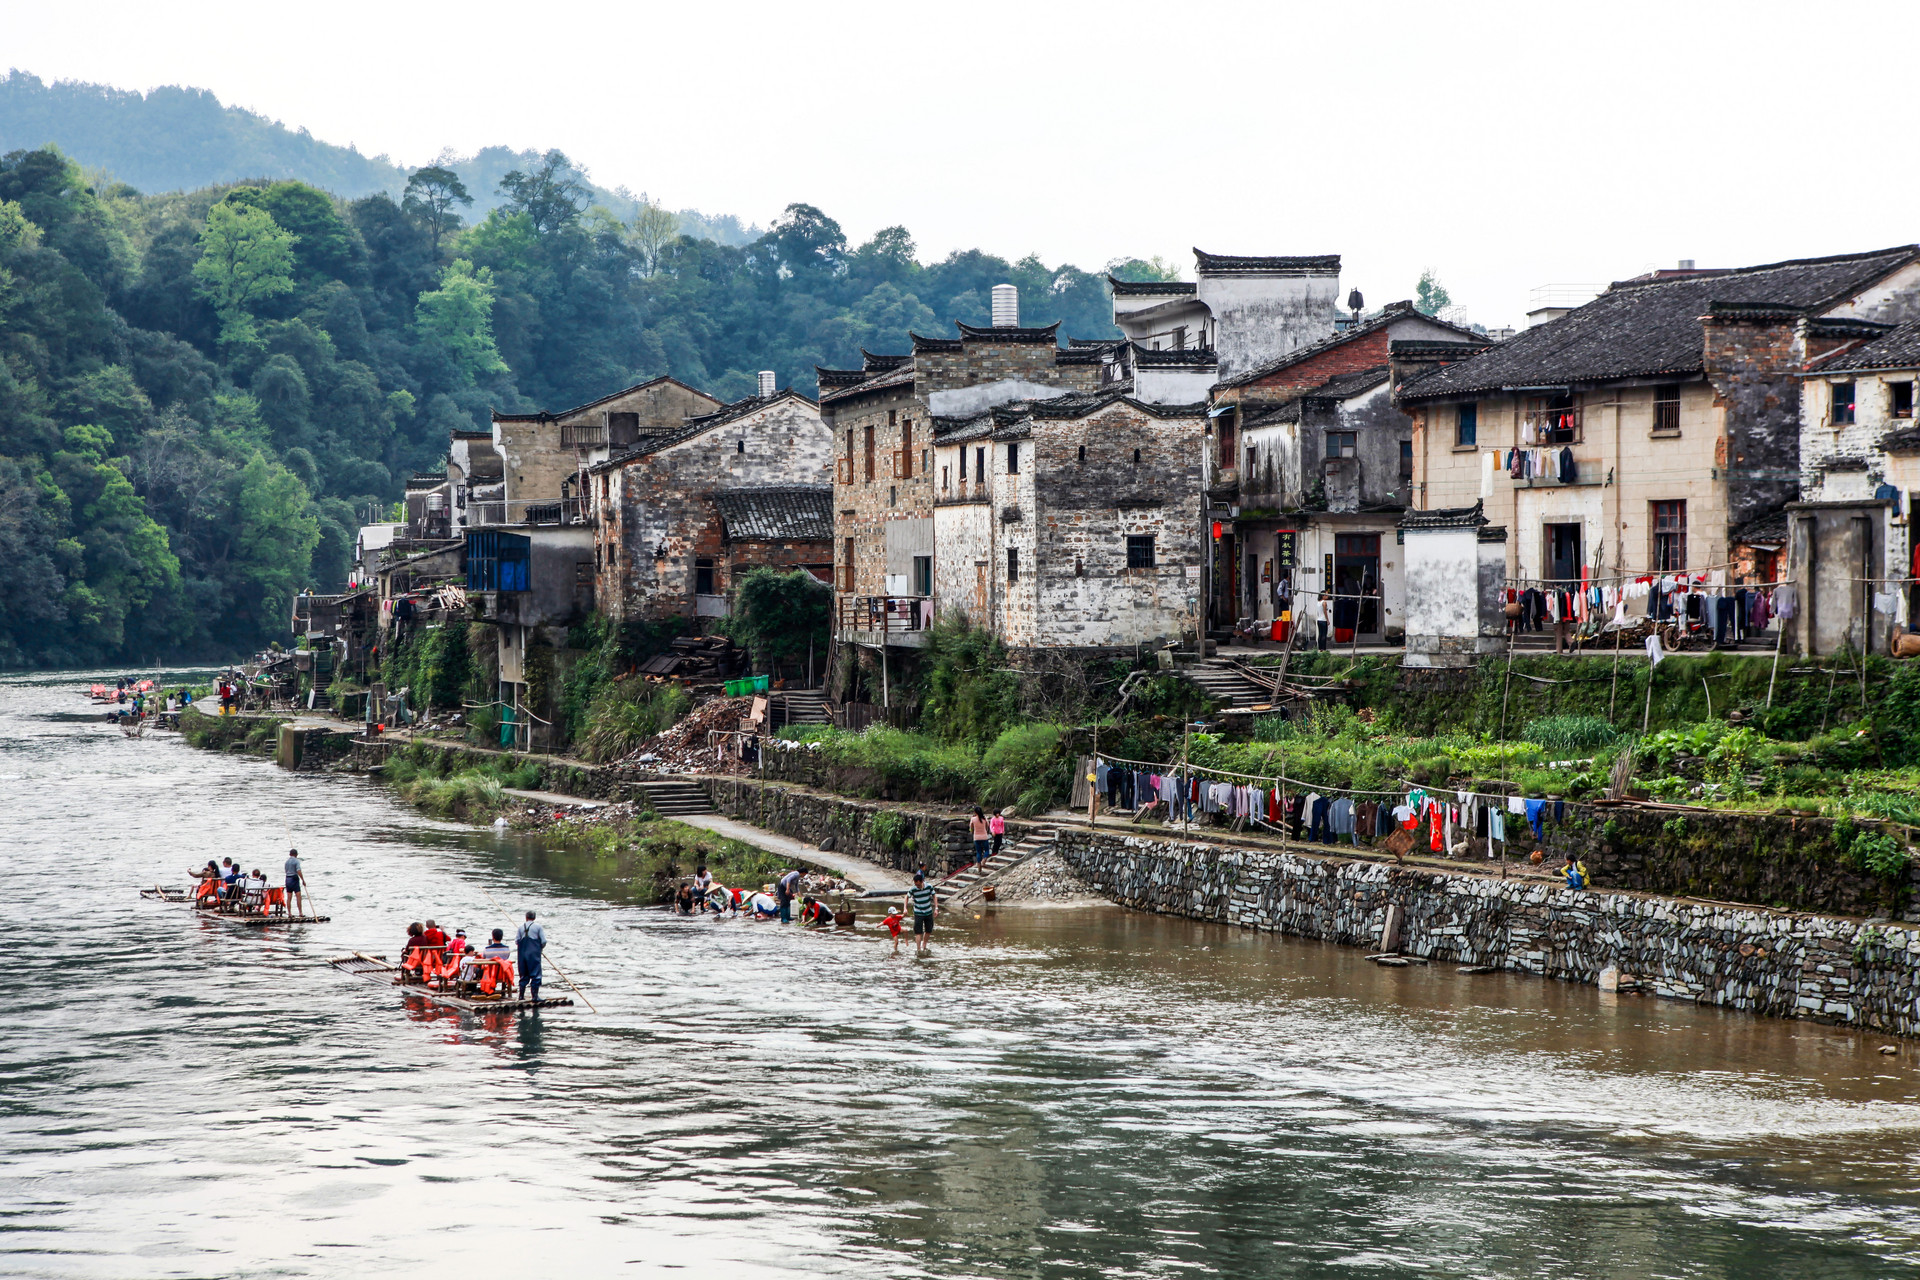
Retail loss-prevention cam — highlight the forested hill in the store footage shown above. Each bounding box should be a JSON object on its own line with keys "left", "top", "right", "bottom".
{"left": 0, "top": 72, "right": 760, "bottom": 241}
{"left": 0, "top": 140, "right": 1156, "bottom": 669}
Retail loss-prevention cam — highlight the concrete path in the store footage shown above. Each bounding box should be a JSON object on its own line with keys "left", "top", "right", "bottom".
{"left": 672, "top": 813, "right": 913, "bottom": 893}
{"left": 502, "top": 787, "right": 607, "bottom": 810}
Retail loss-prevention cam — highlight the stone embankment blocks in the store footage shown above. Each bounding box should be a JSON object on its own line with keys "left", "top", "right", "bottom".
{"left": 1056, "top": 828, "right": 1920, "bottom": 1037}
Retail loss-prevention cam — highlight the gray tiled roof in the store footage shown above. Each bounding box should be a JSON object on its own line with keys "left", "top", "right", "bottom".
{"left": 1400, "top": 247, "right": 1919, "bottom": 401}
{"left": 1812, "top": 317, "right": 1920, "bottom": 374}
{"left": 715, "top": 486, "right": 835, "bottom": 543}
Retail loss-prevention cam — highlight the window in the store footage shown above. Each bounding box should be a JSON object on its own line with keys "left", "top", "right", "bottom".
{"left": 1078, "top": 444, "right": 1086, "bottom": 462}
{"left": 1894, "top": 381, "right": 1914, "bottom": 420}
{"left": 1133, "top": 447, "right": 1141, "bottom": 464}
{"left": 864, "top": 425, "right": 875, "bottom": 480}
{"left": 695, "top": 558, "right": 715, "bottom": 595}
{"left": 1246, "top": 446, "right": 1259, "bottom": 475}
{"left": 922, "top": 447, "right": 929, "bottom": 472}
{"left": 1172, "top": 325, "right": 1187, "bottom": 350}
{"left": 975, "top": 447, "right": 986, "bottom": 481}
{"left": 1126, "top": 534, "right": 1155, "bottom": 569}
{"left": 900, "top": 421, "right": 912, "bottom": 478}
{"left": 913, "top": 555, "right": 932, "bottom": 596}
{"left": 736, "top": 439, "right": 745, "bottom": 454}
{"left": 1326, "top": 431, "right": 1357, "bottom": 459}
{"left": 1399, "top": 439, "right": 1413, "bottom": 481}
{"left": 1456, "top": 402, "right": 1478, "bottom": 447}
{"left": 842, "top": 537, "right": 854, "bottom": 591}
{"left": 1832, "top": 381, "right": 1856, "bottom": 425}
{"left": 889, "top": 485, "right": 896, "bottom": 507}
{"left": 1652, "top": 501, "right": 1687, "bottom": 571}
{"left": 942, "top": 465, "right": 950, "bottom": 490}
{"left": 1007, "top": 547, "right": 1019, "bottom": 582}
{"left": 1217, "top": 416, "right": 1237, "bottom": 469}
{"left": 889, "top": 409, "right": 897, "bottom": 426}
{"left": 1653, "top": 384, "right": 1681, "bottom": 434}
{"left": 1007, "top": 442, "right": 1019, "bottom": 475}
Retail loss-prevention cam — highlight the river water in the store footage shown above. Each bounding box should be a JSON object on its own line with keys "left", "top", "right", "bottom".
{"left": 7, "top": 670, "right": 1920, "bottom": 1278}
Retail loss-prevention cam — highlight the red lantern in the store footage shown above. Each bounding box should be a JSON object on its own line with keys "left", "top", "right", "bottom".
{"left": 1211, "top": 521, "right": 1223, "bottom": 539}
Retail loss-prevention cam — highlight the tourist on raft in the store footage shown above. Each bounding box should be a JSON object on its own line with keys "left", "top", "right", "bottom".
{"left": 516, "top": 911, "right": 545, "bottom": 1002}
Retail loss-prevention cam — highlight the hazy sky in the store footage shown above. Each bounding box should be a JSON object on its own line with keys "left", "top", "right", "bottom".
{"left": 10, "top": 0, "right": 1920, "bottom": 329}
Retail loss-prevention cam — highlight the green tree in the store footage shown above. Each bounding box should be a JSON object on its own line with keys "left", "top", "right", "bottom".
{"left": 192, "top": 200, "right": 297, "bottom": 344}
{"left": 226, "top": 452, "right": 319, "bottom": 633}
{"left": 225, "top": 182, "right": 359, "bottom": 285}
{"left": 628, "top": 197, "right": 679, "bottom": 277}
{"left": 415, "top": 258, "right": 507, "bottom": 385}
{"left": 48, "top": 424, "right": 181, "bottom": 652}
{"left": 1107, "top": 255, "right": 1182, "bottom": 283}
{"left": 722, "top": 567, "right": 830, "bottom": 673}
{"left": 1415, "top": 268, "right": 1452, "bottom": 316}
{"left": 403, "top": 164, "right": 471, "bottom": 260}
{"left": 497, "top": 150, "right": 587, "bottom": 236}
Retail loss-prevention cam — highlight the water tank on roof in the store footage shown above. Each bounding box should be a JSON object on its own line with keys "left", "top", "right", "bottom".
{"left": 992, "top": 284, "right": 1019, "bottom": 328}
{"left": 758, "top": 370, "right": 776, "bottom": 397}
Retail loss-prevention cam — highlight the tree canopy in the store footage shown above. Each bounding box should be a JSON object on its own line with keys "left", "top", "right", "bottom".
{"left": 0, "top": 141, "right": 1136, "bottom": 667}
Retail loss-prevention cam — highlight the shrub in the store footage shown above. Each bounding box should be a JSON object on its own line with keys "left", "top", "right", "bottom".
{"left": 1847, "top": 830, "right": 1910, "bottom": 882}
{"left": 579, "top": 679, "right": 691, "bottom": 764}
{"left": 978, "top": 722, "right": 1065, "bottom": 812}
{"left": 1521, "top": 714, "right": 1619, "bottom": 755}
{"left": 867, "top": 810, "right": 912, "bottom": 851}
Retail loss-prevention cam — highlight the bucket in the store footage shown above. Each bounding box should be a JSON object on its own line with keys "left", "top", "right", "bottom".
{"left": 1333, "top": 627, "right": 1355, "bottom": 643}
{"left": 1271, "top": 619, "right": 1291, "bottom": 642}
{"left": 981, "top": 885, "right": 998, "bottom": 901}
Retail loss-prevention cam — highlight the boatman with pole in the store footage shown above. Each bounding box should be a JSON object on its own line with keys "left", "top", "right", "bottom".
{"left": 516, "top": 911, "right": 545, "bottom": 1002}
{"left": 285, "top": 848, "right": 306, "bottom": 917}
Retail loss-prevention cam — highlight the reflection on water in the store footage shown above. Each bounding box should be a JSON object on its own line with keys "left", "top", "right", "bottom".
{"left": 4, "top": 670, "right": 1920, "bottom": 1278}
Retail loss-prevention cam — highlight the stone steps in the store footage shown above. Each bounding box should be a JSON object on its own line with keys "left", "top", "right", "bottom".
{"left": 936, "top": 829, "right": 1058, "bottom": 903}
{"left": 633, "top": 780, "right": 713, "bottom": 816}
{"left": 1178, "top": 660, "right": 1272, "bottom": 709}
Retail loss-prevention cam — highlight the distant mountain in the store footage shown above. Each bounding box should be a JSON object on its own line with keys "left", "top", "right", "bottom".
{"left": 0, "top": 71, "right": 760, "bottom": 242}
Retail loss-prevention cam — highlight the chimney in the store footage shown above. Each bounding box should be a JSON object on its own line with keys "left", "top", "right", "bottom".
{"left": 757, "top": 370, "right": 776, "bottom": 397}
{"left": 991, "top": 283, "right": 1019, "bottom": 328}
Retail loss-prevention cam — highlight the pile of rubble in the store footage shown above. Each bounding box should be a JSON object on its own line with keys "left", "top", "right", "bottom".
{"left": 611, "top": 695, "right": 759, "bottom": 776}
{"left": 636, "top": 634, "right": 746, "bottom": 680}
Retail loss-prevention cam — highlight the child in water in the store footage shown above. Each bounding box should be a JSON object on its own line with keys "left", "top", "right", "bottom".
{"left": 884, "top": 906, "right": 905, "bottom": 953}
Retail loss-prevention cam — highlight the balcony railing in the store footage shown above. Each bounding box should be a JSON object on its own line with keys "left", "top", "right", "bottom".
{"left": 1523, "top": 407, "right": 1583, "bottom": 444}
{"left": 465, "top": 496, "right": 591, "bottom": 527}
{"left": 836, "top": 594, "right": 937, "bottom": 636}
{"left": 560, "top": 423, "right": 608, "bottom": 448}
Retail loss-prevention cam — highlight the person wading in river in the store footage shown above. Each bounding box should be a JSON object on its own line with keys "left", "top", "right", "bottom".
{"left": 516, "top": 911, "right": 545, "bottom": 1001}
{"left": 905, "top": 872, "right": 937, "bottom": 953}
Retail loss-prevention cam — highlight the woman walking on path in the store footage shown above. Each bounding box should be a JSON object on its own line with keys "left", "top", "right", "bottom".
{"left": 969, "top": 809, "right": 991, "bottom": 868}
{"left": 989, "top": 811, "right": 1005, "bottom": 860}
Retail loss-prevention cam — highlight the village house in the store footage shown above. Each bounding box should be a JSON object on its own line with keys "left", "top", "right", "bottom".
{"left": 1109, "top": 250, "right": 1347, "bottom": 383}
{"left": 588, "top": 379, "right": 833, "bottom": 626}
{"left": 1395, "top": 248, "right": 1920, "bottom": 653}
{"left": 816, "top": 285, "right": 1107, "bottom": 650}
{"left": 463, "top": 376, "right": 721, "bottom": 747}
{"left": 1792, "top": 318, "right": 1920, "bottom": 654}
{"left": 929, "top": 390, "right": 1207, "bottom": 648}
{"left": 1202, "top": 301, "right": 1490, "bottom": 643}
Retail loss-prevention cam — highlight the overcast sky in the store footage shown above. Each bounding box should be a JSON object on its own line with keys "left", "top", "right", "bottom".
{"left": 10, "top": 0, "right": 1920, "bottom": 329}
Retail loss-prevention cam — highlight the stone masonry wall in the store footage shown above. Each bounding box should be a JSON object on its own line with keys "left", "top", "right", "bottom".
{"left": 1057, "top": 828, "right": 1920, "bottom": 1037}
{"left": 702, "top": 777, "right": 981, "bottom": 874}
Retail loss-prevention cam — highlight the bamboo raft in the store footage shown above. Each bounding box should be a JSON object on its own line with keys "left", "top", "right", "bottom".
{"left": 139, "top": 886, "right": 330, "bottom": 926}
{"left": 326, "top": 953, "right": 574, "bottom": 1013}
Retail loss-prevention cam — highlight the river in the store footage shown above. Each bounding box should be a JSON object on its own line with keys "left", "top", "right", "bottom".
{"left": 6, "top": 669, "right": 1920, "bottom": 1278}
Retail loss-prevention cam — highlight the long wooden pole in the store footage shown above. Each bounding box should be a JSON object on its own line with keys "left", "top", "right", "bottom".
{"left": 478, "top": 883, "right": 598, "bottom": 1013}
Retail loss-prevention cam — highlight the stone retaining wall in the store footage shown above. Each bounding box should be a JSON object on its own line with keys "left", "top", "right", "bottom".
{"left": 701, "top": 777, "right": 1022, "bottom": 876}
{"left": 1057, "top": 828, "right": 1920, "bottom": 1037}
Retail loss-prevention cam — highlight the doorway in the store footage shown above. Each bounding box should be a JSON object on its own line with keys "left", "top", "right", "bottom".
{"left": 1332, "top": 533, "right": 1381, "bottom": 637}
{"left": 1545, "top": 522, "right": 1583, "bottom": 585}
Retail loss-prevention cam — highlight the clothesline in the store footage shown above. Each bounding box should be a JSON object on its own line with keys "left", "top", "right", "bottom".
{"left": 1092, "top": 749, "right": 1546, "bottom": 806}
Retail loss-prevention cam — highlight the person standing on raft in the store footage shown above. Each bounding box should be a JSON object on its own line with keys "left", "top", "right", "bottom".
{"left": 516, "top": 911, "right": 546, "bottom": 1001}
